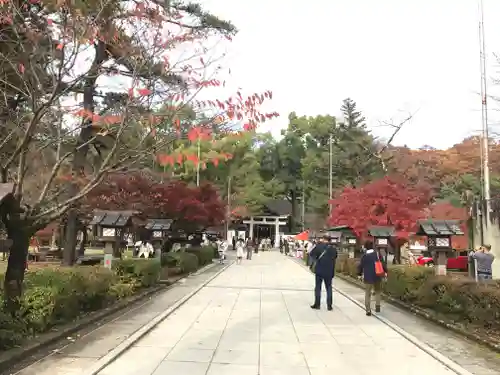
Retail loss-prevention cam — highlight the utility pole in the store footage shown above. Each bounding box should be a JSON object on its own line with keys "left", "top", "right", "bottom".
{"left": 301, "top": 182, "right": 306, "bottom": 232}
{"left": 479, "top": 0, "right": 491, "bottom": 223}
{"left": 196, "top": 138, "right": 201, "bottom": 186}
{"left": 328, "top": 134, "right": 333, "bottom": 216}
{"left": 225, "top": 175, "right": 231, "bottom": 241}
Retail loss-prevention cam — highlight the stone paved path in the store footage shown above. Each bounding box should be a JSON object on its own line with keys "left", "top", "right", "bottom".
{"left": 333, "top": 276, "right": 500, "bottom": 375}
{"left": 97, "top": 252, "right": 464, "bottom": 375}
{"left": 8, "top": 264, "right": 226, "bottom": 375}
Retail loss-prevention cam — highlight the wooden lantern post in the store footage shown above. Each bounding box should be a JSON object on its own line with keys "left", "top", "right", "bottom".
{"left": 416, "top": 220, "right": 464, "bottom": 276}
{"left": 325, "top": 231, "right": 342, "bottom": 246}
{"left": 368, "top": 226, "right": 395, "bottom": 263}
{"left": 344, "top": 235, "right": 358, "bottom": 258}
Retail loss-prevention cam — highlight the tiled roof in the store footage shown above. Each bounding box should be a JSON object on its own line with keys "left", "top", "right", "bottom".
{"left": 368, "top": 226, "right": 395, "bottom": 237}
{"left": 416, "top": 220, "right": 464, "bottom": 236}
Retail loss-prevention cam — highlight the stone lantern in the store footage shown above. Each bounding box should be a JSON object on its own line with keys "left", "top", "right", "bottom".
{"left": 368, "top": 226, "right": 395, "bottom": 263}
{"left": 415, "top": 220, "right": 464, "bottom": 276}
{"left": 345, "top": 235, "right": 358, "bottom": 258}
{"left": 325, "top": 231, "right": 342, "bottom": 246}
{"left": 326, "top": 226, "right": 358, "bottom": 258}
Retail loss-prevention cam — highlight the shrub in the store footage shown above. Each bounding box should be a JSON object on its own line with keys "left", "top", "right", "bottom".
{"left": 335, "top": 255, "right": 359, "bottom": 278}
{"left": 383, "top": 265, "right": 433, "bottom": 303}
{"left": 19, "top": 266, "right": 117, "bottom": 333}
{"left": 161, "top": 251, "right": 199, "bottom": 274}
{"left": 113, "top": 259, "right": 161, "bottom": 288}
{"left": 179, "top": 252, "right": 199, "bottom": 273}
{"left": 108, "top": 282, "right": 136, "bottom": 299}
{"left": 0, "top": 260, "right": 162, "bottom": 350}
{"left": 0, "top": 296, "right": 27, "bottom": 350}
{"left": 414, "top": 275, "right": 500, "bottom": 328}
{"left": 336, "top": 260, "right": 500, "bottom": 331}
{"left": 161, "top": 252, "right": 181, "bottom": 268}
{"left": 185, "top": 246, "right": 214, "bottom": 266}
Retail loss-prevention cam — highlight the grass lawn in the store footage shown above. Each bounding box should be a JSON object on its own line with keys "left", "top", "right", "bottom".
{"left": 0, "top": 260, "right": 61, "bottom": 274}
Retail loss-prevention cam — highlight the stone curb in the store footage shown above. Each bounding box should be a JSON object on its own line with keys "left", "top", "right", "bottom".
{"left": 336, "top": 273, "right": 500, "bottom": 354}
{"left": 81, "top": 261, "right": 233, "bottom": 375}
{"left": 0, "top": 261, "right": 218, "bottom": 373}
{"left": 287, "top": 258, "right": 473, "bottom": 375}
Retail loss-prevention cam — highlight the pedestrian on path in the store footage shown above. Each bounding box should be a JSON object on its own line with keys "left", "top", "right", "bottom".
{"left": 246, "top": 238, "right": 253, "bottom": 260}
{"left": 310, "top": 235, "right": 337, "bottom": 311}
{"left": 357, "top": 240, "right": 387, "bottom": 316}
{"left": 472, "top": 245, "right": 494, "bottom": 281}
{"left": 236, "top": 238, "right": 245, "bottom": 264}
{"left": 217, "top": 237, "right": 228, "bottom": 264}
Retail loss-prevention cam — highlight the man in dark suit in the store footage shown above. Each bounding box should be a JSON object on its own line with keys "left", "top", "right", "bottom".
{"left": 310, "top": 235, "right": 338, "bottom": 311}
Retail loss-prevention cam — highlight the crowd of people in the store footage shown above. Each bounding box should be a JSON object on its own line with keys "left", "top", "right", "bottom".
{"left": 279, "top": 238, "right": 314, "bottom": 257}
{"left": 216, "top": 236, "right": 259, "bottom": 265}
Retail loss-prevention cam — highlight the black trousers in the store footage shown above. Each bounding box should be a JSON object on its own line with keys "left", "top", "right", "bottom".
{"left": 314, "top": 274, "right": 333, "bottom": 307}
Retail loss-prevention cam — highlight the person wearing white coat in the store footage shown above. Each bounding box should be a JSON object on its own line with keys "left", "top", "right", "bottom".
{"left": 236, "top": 238, "right": 245, "bottom": 264}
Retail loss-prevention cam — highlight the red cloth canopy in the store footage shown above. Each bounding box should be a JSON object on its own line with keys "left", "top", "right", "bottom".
{"left": 294, "top": 231, "right": 309, "bottom": 241}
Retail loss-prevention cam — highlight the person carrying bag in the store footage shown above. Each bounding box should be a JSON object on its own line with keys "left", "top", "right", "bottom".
{"left": 357, "top": 240, "right": 388, "bottom": 316}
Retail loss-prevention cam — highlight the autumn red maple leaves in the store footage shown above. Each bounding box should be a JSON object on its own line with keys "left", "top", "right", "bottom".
{"left": 328, "top": 176, "right": 433, "bottom": 237}
{"left": 83, "top": 172, "right": 225, "bottom": 229}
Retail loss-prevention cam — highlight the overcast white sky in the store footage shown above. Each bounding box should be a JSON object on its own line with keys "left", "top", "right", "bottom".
{"left": 195, "top": 0, "right": 500, "bottom": 149}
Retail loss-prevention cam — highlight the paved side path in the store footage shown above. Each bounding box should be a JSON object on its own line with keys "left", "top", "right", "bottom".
{"left": 9, "top": 264, "right": 226, "bottom": 375}
{"left": 333, "top": 277, "right": 500, "bottom": 375}
{"left": 97, "top": 252, "right": 465, "bottom": 375}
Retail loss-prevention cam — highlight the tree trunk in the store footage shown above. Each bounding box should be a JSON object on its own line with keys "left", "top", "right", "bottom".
{"left": 63, "top": 210, "right": 79, "bottom": 265}
{"left": 62, "top": 41, "right": 106, "bottom": 265}
{"left": 290, "top": 189, "right": 298, "bottom": 232}
{"left": 3, "top": 222, "right": 31, "bottom": 311}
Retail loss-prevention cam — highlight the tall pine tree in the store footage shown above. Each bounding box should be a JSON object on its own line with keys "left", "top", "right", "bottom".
{"left": 341, "top": 98, "right": 366, "bottom": 128}
{"left": 335, "top": 98, "right": 383, "bottom": 185}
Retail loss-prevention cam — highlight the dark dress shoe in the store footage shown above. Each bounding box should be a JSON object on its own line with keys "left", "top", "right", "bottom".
{"left": 310, "top": 305, "right": 320, "bottom": 310}
{"left": 327, "top": 306, "right": 333, "bottom": 311}
{"left": 366, "top": 311, "right": 372, "bottom": 316}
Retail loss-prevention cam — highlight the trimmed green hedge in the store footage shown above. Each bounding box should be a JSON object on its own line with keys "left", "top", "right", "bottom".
{"left": 113, "top": 258, "right": 161, "bottom": 288}
{"left": 0, "top": 247, "right": 215, "bottom": 351}
{"left": 161, "top": 246, "right": 215, "bottom": 272}
{"left": 336, "top": 256, "right": 500, "bottom": 331}
{"left": 0, "top": 259, "right": 161, "bottom": 351}
{"left": 161, "top": 251, "right": 199, "bottom": 273}
{"left": 185, "top": 246, "right": 215, "bottom": 267}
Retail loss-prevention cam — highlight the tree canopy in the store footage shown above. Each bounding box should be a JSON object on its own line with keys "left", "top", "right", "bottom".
{"left": 0, "top": 0, "right": 277, "bottom": 301}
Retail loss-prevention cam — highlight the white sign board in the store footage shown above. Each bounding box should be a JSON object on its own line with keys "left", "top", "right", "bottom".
{"left": 436, "top": 237, "right": 450, "bottom": 247}
{"left": 103, "top": 228, "right": 115, "bottom": 237}
{"left": 153, "top": 231, "right": 162, "bottom": 238}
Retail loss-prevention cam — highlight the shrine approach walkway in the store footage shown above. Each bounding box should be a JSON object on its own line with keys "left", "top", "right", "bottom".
{"left": 95, "top": 251, "right": 470, "bottom": 375}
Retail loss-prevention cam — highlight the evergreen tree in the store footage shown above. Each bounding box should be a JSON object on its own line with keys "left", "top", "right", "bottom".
{"left": 341, "top": 98, "right": 366, "bottom": 128}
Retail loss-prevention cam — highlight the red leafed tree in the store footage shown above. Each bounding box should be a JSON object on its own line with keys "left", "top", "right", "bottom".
{"left": 328, "top": 176, "right": 432, "bottom": 237}
{"left": 426, "top": 202, "right": 469, "bottom": 250}
{"left": 0, "top": 0, "right": 278, "bottom": 302}
{"left": 83, "top": 172, "right": 225, "bottom": 230}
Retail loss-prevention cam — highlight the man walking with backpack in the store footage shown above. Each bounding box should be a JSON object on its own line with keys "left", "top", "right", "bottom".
{"left": 357, "top": 240, "right": 388, "bottom": 316}
{"left": 309, "top": 235, "right": 338, "bottom": 311}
